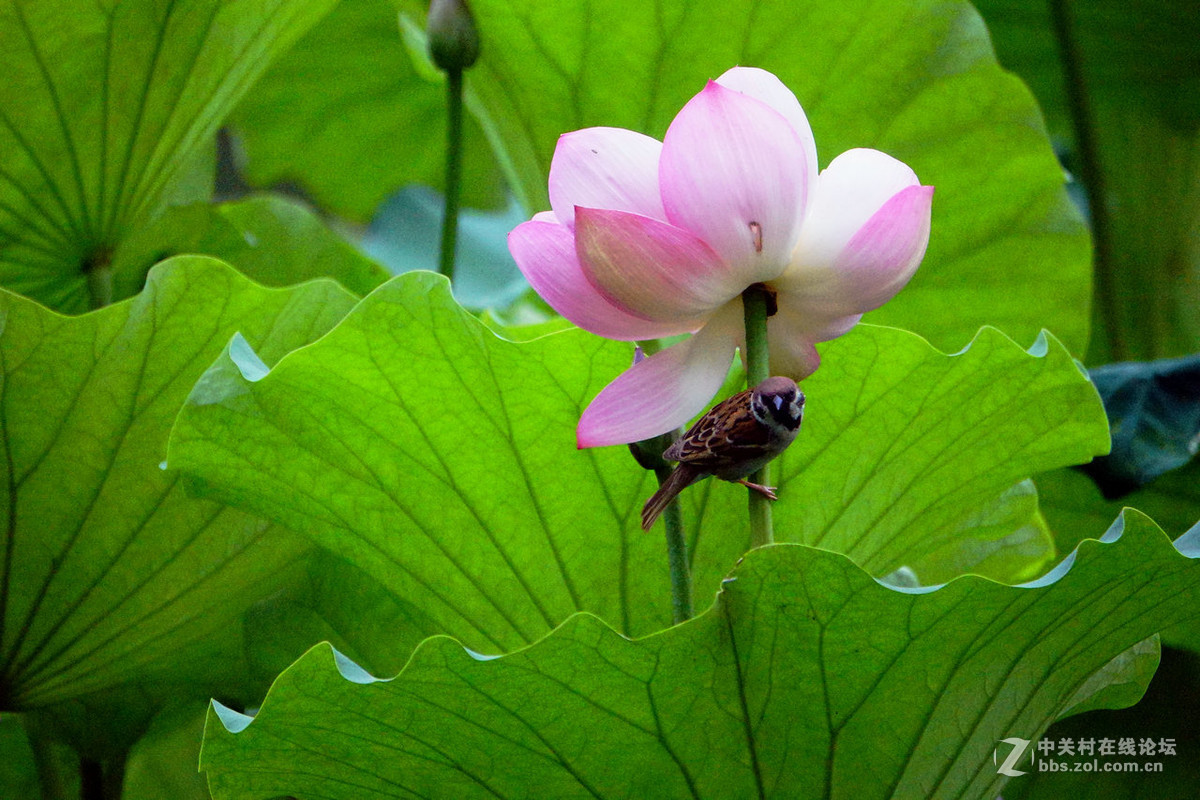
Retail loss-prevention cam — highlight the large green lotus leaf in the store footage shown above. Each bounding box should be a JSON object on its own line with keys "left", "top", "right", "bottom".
{"left": 687, "top": 328, "right": 1106, "bottom": 588}
{"left": 1037, "top": 464, "right": 1200, "bottom": 557}
{"left": 1004, "top": 646, "right": 1200, "bottom": 800}
{"left": 0, "top": 257, "right": 355, "bottom": 736}
{"left": 229, "top": 0, "right": 504, "bottom": 222}
{"left": 0, "top": 0, "right": 338, "bottom": 312}
{"left": 200, "top": 511, "right": 1198, "bottom": 800}
{"left": 242, "top": 549, "right": 446, "bottom": 688}
{"left": 109, "top": 195, "right": 390, "bottom": 298}
{"left": 1038, "top": 466, "right": 1200, "bottom": 658}
{"left": 885, "top": 478, "right": 1056, "bottom": 586}
{"left": 974, "top": 0, "right": 1200, "bottom": 362}
{"left": 168, "top": 272, "right": 1108, "bottom": 657}
{"left": 454, "top": 0, "right": 1090, "bottom": 352}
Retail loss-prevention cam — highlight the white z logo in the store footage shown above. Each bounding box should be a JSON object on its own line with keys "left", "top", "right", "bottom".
{"left": 994, "top": 737, "right": 1032, "bottom": 776}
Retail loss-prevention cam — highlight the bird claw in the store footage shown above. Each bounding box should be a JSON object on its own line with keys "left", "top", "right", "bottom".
{"left": 737, "top": 479, "right": 778, "bottom": 501}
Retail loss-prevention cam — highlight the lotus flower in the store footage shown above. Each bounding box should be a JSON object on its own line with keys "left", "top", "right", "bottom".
{"left": 508, "top": 67, "right": 933, "bottom": 448}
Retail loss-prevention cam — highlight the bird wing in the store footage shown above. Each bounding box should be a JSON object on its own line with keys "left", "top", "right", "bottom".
{"left": 663, "top": 388, "right": 769, "bottom": 470}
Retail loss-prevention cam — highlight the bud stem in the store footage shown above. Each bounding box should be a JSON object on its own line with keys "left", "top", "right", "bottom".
{"left": 656, "top": 463, "right": 694, "bottom": 624}
{"left": 437, "top": 68, "right": 465, "bottom": 280}
{"left": 634, "top": 339, "right": 693, "bottom": 624}
{"left": 742, "top": 284, "right": 774, "bottom": 547}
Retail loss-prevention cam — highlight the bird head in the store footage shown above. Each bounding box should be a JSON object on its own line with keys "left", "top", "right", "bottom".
{"left": 750, "top": 376, "right": 805, "bottom": 432}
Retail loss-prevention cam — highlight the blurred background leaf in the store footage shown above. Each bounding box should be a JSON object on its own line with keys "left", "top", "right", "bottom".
{"left": 1077, "top": 354, "right": 1200, "bottom": 498}
{"left": 0, "top": 0, "right": 339, "bottom": 312}
{"left": 973, "top": 0, "right": 1200, "bottom": 364}
{"left": 362, "top": 185, "right": 528, "bottom": 309}
{"left": 110, "top": 195, "right": 390, "bottom": 298}
{"left": 228, "top": 0, "right": 505, "bottom": 221}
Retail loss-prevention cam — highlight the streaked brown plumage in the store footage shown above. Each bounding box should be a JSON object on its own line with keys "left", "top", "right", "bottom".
{"left": 641, "top": 376, "right": 805, "bottom": 530}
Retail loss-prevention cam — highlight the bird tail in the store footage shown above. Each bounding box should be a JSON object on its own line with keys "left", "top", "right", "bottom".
{"left": 641, "top": 465, "right": 700, "bottom": 531}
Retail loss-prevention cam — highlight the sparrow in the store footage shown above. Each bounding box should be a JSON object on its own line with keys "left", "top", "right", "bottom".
{"left": 641, "top": 376, "right": 805, "bottom": 530}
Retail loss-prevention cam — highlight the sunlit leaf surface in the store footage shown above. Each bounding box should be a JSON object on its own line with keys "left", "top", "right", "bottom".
{"left": 201, "top": 512, "right": 1198, "bottom": 800}
{"left": 169, "top": 272, "right": 1108, "bottom": 657}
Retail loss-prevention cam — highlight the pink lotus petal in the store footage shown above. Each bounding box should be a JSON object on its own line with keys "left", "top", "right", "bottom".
{"left": 760, "top": 303, "right": 863, "bottom": 379}
{"left": 805, "top": 310, "right": 862, "bottom": 343}
{"left": 833, "top": 184, "right": 934, "bottom": 309}
{"left": 575, "top": 207, "right": 743, "bottom": 322}
{"left": 788, "top": 148, "right": 922, "bottom": 266}
{"left": 766, "top": 327, "right": 821, "bottom": 379}
{"left": 508, "top": 220, "right": 697, "bottom": 340}
{"left": 577, "top": 303, "right": 742, "bottom": 447}
{"left": 781, "top": 149, "right": 933, "bottom": 315}
{"left": 660, "top": 81, "right": 810, "bottom": 283}
{"left": 549, "top": 128, "right": 667, "bottom": 228}
{"left": 715, "top": 67, "right": 818, "bottom": 198}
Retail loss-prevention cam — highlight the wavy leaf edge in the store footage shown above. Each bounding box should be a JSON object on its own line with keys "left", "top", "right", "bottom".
{"left": 168, "top": 269, "right": 1099, "bottom": 423}
{"left": 205, "top": 506, "right": 1190, "bottom": 740}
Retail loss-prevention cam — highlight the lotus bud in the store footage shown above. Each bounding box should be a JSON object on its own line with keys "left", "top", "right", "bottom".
{"left": 427, "top": 0, "right": 480, "bottom": 72}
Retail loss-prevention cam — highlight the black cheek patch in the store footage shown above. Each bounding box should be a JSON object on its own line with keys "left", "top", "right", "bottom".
{"left": 771, "top": 405, "right": 802, "bottom": 430}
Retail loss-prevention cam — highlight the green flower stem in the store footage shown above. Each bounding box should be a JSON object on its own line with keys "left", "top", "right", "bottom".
{"left": 742, "top": 284, "right": 774, "bottom": 547}
{"left": 437, "top": 68, "right": 465, "bottom": 280}
{"left": 634, "top": 339, "right": 693, "bottom": 623}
